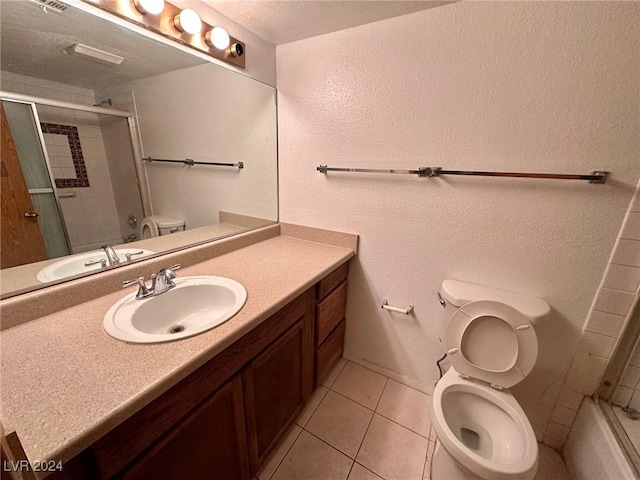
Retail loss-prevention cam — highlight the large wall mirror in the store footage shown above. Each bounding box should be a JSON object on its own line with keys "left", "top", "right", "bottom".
{"left": 0, "top": 0, "right": 278, "bottom": 298}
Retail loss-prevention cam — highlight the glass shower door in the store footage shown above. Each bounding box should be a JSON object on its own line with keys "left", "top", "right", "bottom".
{"left": 2, "top": 99, "right": 70, "bottom": 260}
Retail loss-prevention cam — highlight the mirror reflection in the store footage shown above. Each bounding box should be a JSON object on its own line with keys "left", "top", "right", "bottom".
{"left": 0, "top": 0, "right": 278, "bottom": 297}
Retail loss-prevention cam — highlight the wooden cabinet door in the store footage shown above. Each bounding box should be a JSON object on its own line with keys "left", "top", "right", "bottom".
{"left": 121, "top": 374, "right": 249, "bottom": 480}
{"left": 0, "top": 104, "right": 48, "bottom": 268}
{"left": 243, "top": 317, "right": 313, "bottom": 473}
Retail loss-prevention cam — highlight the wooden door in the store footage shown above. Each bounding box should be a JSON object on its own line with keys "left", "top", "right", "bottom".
{"left": 243, "top": 317, "right": 313, "bottom": 474}
{"left": 121, "top": 374, "right": 250, "bottom": 480}
{"left": 0, "top": 104, "right": 48, "bottom": 268}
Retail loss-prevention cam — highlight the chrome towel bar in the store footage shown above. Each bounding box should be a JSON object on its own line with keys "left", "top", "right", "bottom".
{"left": 145, "top": 157, "right": 244, "bottom": 169}
{"left": 317, "top": 165, "right": 608, "bottom": 184}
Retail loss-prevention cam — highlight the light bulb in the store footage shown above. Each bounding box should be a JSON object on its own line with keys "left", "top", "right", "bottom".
{"left": 205, "top": 27, "right": 230, "bottom": 50}
{"left": 174, "top": 9, "right": 202, "bottom": 35}
{"left": 133, "top": 0, "right": 164, "bottom": 15}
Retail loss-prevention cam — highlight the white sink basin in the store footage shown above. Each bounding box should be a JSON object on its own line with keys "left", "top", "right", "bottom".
{"left": 37, "top": 248, "right": 155, "bottom": 283}
{"left": 103, "top": 276, "right": 247, "bottom": 343}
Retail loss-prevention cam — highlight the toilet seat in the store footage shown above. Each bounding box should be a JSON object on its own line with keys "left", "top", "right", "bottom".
{"left": 444, "top": 300, "right": 538, "bottom": 389}
{"left": 141, "top": 217, "right": 160, "bottom": 238}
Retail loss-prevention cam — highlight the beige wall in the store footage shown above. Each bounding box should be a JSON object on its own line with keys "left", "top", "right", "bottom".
{"left": 276, "top": 0, "right": 640, "bottom": 444}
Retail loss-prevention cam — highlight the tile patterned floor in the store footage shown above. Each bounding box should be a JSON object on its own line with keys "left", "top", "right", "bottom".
{"left": 256, "top": 358, "right": 571, "bottom": 480}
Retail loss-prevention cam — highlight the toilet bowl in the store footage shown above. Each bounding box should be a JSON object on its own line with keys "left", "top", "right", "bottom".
{"left": 431, "top": 369, "right": 538, "bottom": 480}
{"left": 430, "top": 280, "right": 551, "bottom": 480}
{"left": 140, "top": 215, "right": 185, "bottom": 239}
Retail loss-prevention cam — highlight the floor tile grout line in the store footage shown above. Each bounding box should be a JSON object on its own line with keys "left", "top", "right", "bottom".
{"left": 302, "top": 427, "right": 359, "bottom": 463}
{"left": 344, "top": 358, "right": 432, "bottom": 397}
{"left": 328, "top": 380, "right": 432, "bottom": 442}
{"left": 350, "top": 414, "right": 378, "bottom": 475}
{"left": 374, "top": 410, "right": 432, "bottom": 441}
{"left": 349, "top": 377, "right": 389, "bottom": 479}
{"left": 263, "top": 425, "right": 303, "bottom": 480}
{"left": 374, "top": 361, "right": 433, "bottom": 439}
{"left": 302, "top": 388, "right": 374, "bottom": 460}
{"left": 327, "top": 388, "right": 375, "bottom": 414}
{"left": 353, "top": 461, "right": 385, "bottom": 480}
{"left": 328, "top": 363, "right": 389, "bottom": 411}
{"left": 322, "top": 358, "right": 348, "bottom": 389}
{"left": 382, "top": 376, "right": 433, "bottom": 398}
{"left": 421, "top": 435, "right": 432, "bottom": 480}
{"left": 373, "top": 377, "right": 389, "bottom": 412}
{"left": 295, "top": 386, "right": 329, "bottom": 428}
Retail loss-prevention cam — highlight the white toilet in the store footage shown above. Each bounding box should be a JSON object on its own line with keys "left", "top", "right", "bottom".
{"left": 430, "top": 280, "right": 551, "bottom": 480}
{"left": 140, "top": 215, "right": 185, "bottom": 239}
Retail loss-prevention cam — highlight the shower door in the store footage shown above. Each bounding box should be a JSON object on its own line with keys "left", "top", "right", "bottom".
{"left": 1, "top": 99, "right": 71, "bottom": 265}
{"left": 0, "top": 103, "right": 48, "bottom": 267}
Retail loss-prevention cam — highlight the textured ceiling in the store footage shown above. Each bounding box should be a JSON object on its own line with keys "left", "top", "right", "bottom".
{"left": 0, "top": 1, "right": 204, "bottom": 90}
{"left": 203, "top": 1, "right": 453, "bottom": 45}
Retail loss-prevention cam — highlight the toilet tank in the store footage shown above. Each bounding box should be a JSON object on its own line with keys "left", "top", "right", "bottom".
{"left": 440, "top": 279, "right": 551, "bottom": 325}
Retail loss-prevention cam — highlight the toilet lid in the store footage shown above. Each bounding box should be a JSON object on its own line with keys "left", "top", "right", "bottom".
{"left": 444, "top": 300, "right": 538, "bottom": 388}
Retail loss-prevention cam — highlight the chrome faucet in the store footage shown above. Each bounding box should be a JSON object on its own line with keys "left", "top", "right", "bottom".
{"left": 101, "top": 245, "right": 121, "bottom": 266}
{"left": 123, "top": 264, "right": 181, "bottom": 300}
{"left": 150, "top": 264, "right": 180, "bottom": 296}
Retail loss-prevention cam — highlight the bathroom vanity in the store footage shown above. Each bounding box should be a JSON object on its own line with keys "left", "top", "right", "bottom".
{"left": 0, "top": 225, "right": 355, "bottom": 479}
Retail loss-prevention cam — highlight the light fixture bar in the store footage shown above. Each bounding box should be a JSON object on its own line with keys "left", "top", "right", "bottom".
{"left": 63, "top": 43, "right": 124, "bottom": 65}
{"left": 82, "top": 0, "right": 245, "bottom": 69}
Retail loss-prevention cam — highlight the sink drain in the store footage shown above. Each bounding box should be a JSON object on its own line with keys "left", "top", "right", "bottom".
{"left": 169, "top": 325, "right": 185, "bottom": 334}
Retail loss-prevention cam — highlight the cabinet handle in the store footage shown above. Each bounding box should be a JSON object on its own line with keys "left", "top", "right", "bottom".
{"left": 24, "top": 212, "right": 39, "bottom": 218}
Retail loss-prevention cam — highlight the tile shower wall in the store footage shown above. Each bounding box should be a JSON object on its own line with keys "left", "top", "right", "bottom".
{"left": 1, "top": 72, "right": 122, "bottom": 253}
{"left": 545, "top": 182, "right": 640, "bottom": 449}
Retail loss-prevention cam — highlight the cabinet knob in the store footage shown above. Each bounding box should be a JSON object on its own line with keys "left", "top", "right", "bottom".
{"left": 24, "top": 212, "right": 39, "bottom": 218}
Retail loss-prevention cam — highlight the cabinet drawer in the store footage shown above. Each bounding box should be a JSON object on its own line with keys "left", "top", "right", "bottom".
{"left": 316, "top": 263, "right": 349, "bottom": 301}
{"left": 316, "top": 281, "right": 347, "bottom": 346}
{"left": 316, "top": 321, "right": 345, "bottom": 387}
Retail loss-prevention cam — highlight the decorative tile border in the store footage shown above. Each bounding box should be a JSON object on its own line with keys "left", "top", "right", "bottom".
{"left": 40, "top": 123, "right": 90, "bottom": 188}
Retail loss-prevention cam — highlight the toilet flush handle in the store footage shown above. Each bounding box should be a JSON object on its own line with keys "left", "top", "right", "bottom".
{"left": 437, "top": 292, "right": 446, "bottom": 307}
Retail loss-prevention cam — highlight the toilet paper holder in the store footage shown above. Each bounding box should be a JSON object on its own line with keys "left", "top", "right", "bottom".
{"left": 381, "top": 299, "right": 413, "bottom": 315}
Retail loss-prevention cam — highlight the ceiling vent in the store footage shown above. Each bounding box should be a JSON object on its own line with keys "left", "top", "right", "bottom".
{"left": 30, "top": 0, "right": 68, "bottom": 14}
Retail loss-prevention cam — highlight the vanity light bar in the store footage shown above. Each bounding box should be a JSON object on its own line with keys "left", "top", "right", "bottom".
{"left": 82, "top": 0, "right": 245, "bottom": 69}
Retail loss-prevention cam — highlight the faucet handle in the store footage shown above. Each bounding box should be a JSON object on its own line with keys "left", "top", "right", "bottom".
{"left": 123, "top": 276, "right": 153, "bottom": 299}
{"left": 84, "top": 259, "right": 107, "bottom": 268}
{"left": 125, "top": 250, "right": 144, "bottom": 262}
{"left": 161, "top": 264, "right": 180, "bottom": 286}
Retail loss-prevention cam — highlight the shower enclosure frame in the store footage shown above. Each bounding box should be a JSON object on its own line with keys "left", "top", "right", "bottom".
{"left": 0, "top": 90, "right": 153, "bottom": 253}
{"left": 597, "top": 297, "right": 640, "bottom": 476}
